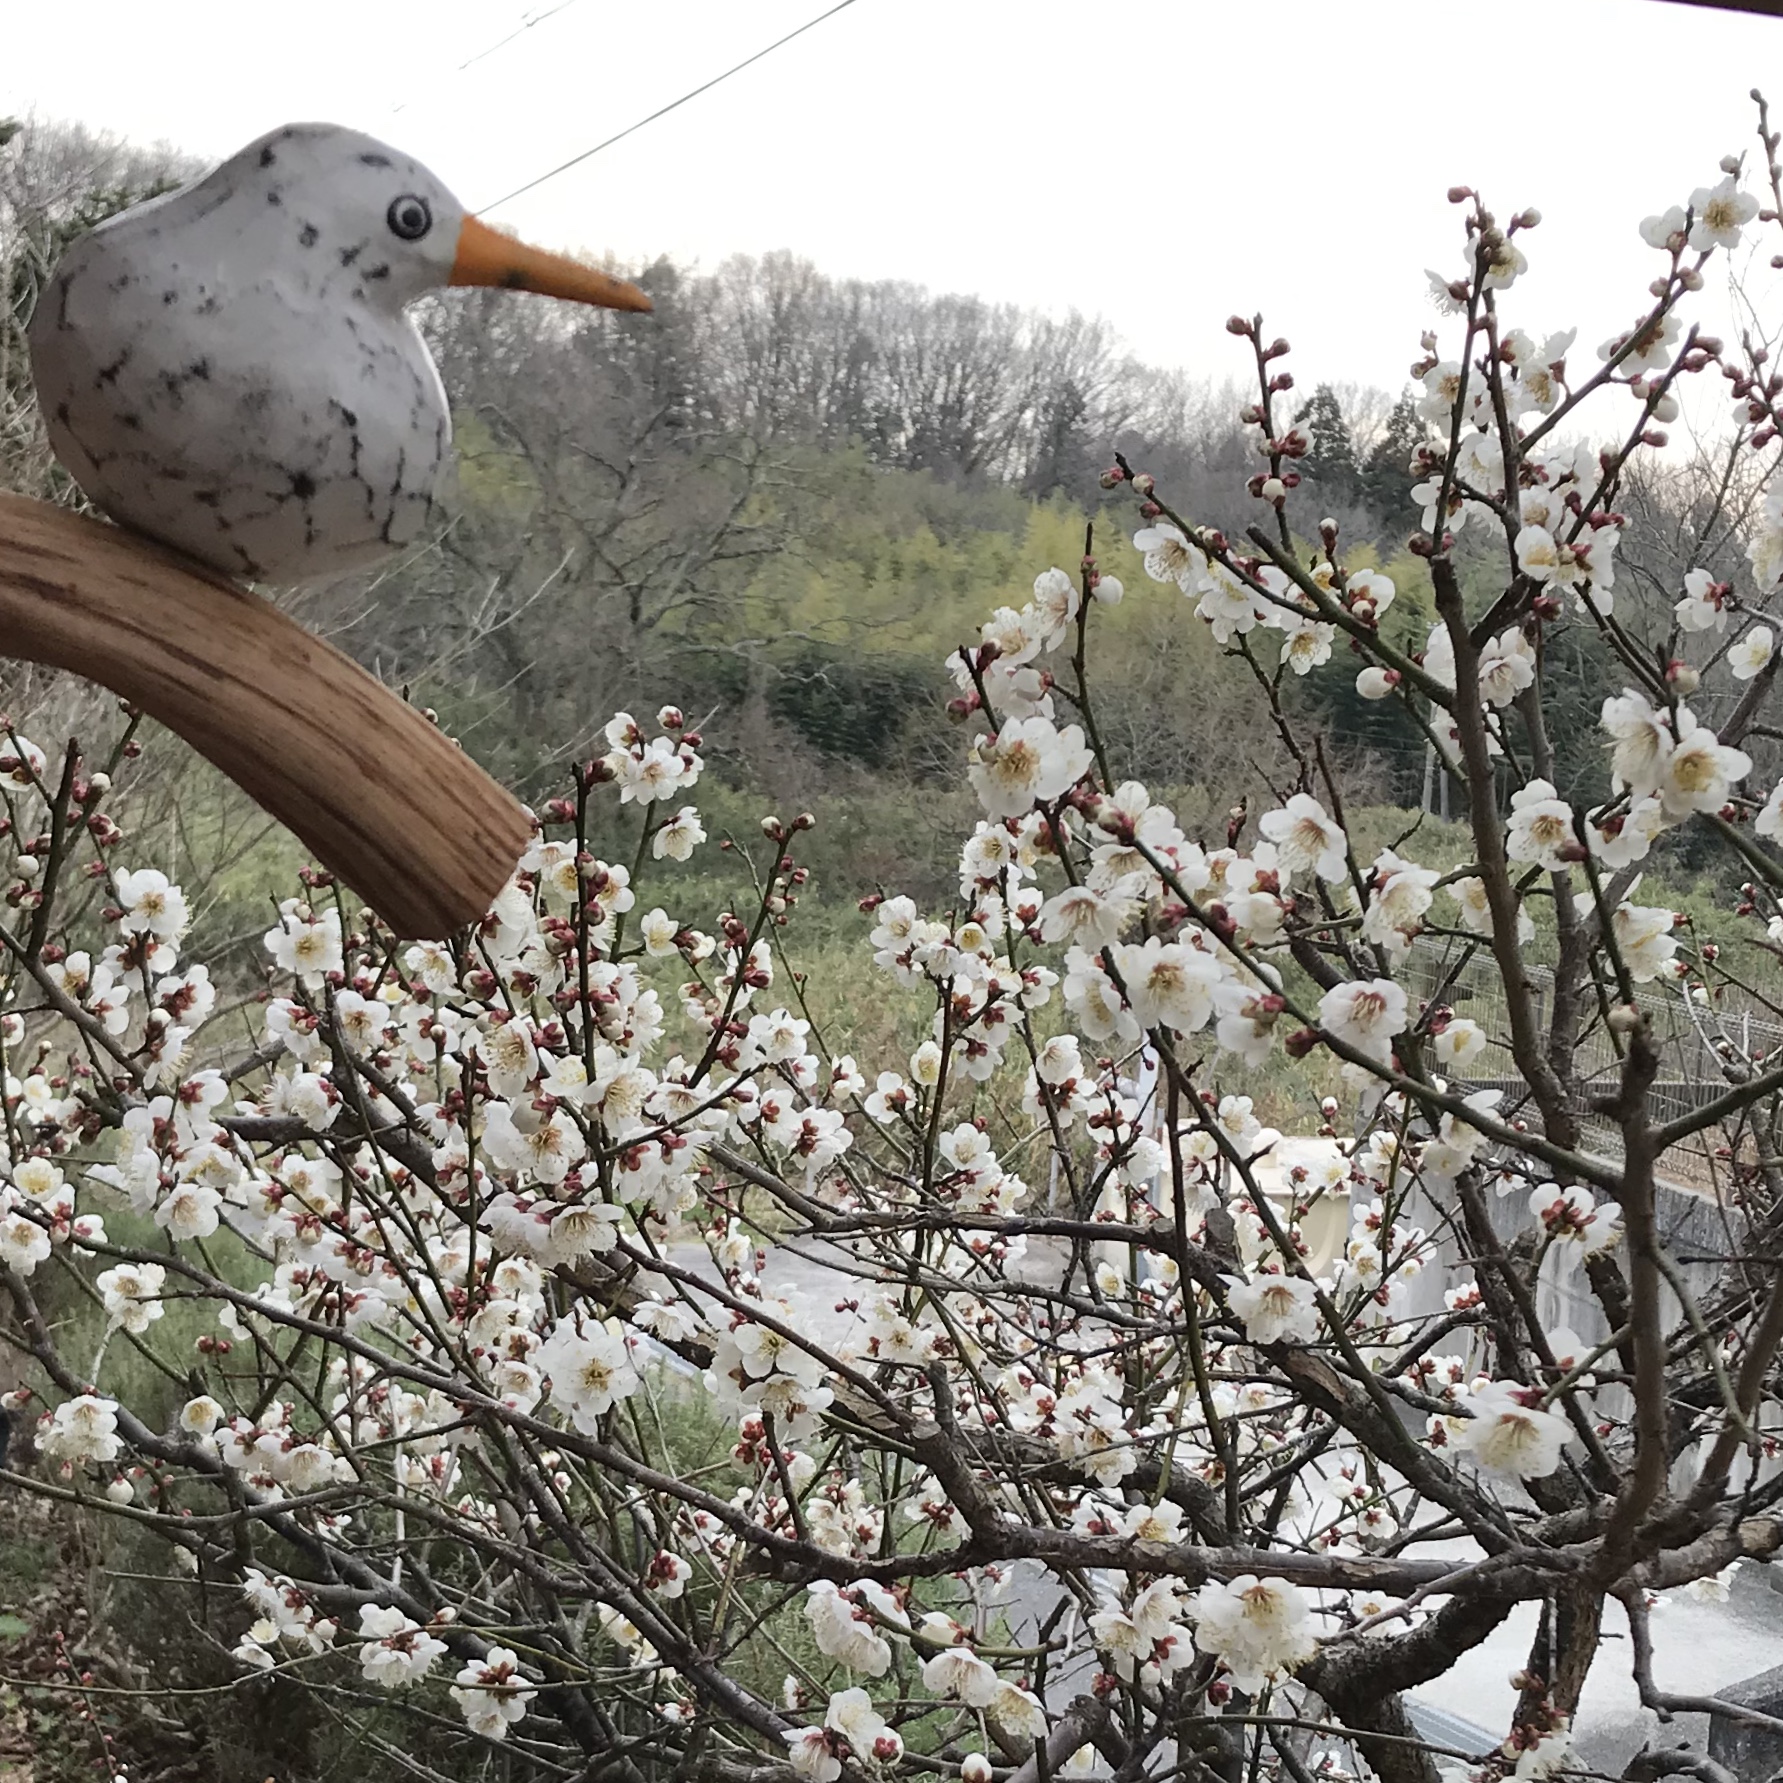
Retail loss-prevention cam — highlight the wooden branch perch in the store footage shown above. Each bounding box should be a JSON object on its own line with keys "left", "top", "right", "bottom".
{"left": 0, "top": 494, "right": 529, "bottom": 939}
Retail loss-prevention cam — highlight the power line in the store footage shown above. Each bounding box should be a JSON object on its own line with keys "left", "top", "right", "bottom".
{"left": 457, "top": 0, "right": 584, "bottom": 73}
{"left": 392, "top": 0, "right": 585, "bottom": 115}
{"left": 479, "top": 0, "right": 862, "bottom": 213}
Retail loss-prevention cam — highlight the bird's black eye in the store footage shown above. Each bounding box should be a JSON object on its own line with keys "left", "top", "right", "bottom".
{"left": 386, "top": 195, "right": 432, "bottom": 241}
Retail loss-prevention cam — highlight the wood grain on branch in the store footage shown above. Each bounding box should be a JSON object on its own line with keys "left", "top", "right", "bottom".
{"left": 0, "top": 493, "right": 528, "bottom": 938}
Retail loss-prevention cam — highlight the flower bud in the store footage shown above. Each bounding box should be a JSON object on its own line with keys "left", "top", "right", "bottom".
{"left": 1284, "top": 1026, "right": 1322, "bottom": 1058}
{"left": 1356, "top": 666, "right": 1400, "bottom": 700}
{"left": 1098, "top": 466, "right": 1125, "bottom": 490}
{"left": 1131, "top": 472, "right": 1155, "bottom": 497}
{"left": 1666, "top": 659, "right": 1701, "bottom": 694}
{"left": 1448, "top": 185, "right": 1474, "bottom": 204}
{"left": 1226, "top": 315, "right": 1255, "bottom": 336}
{"left": 962, "top": 1756, "right": 994, "bottom": 1783}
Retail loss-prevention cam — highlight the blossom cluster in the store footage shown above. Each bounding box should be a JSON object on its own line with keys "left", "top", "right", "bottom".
{"left": 3, "top": 116, "right": 1783, "bottom": 1783}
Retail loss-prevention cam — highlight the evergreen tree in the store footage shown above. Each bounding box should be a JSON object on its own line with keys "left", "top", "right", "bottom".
{"left": 1358, "top": 393, "right": 1425, "bottom": 526}
{"left": 1296, "top": 384, "right": 1357, "bottom": 500}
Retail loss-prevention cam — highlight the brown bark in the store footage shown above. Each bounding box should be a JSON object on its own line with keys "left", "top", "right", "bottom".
{"left": 0, "top": 493, "right": 528, "bottom": 937}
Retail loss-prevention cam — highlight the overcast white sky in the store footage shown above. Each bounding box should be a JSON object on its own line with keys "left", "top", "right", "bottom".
{"left": 6, "top": 0, "right": 1783, "bottom": 404}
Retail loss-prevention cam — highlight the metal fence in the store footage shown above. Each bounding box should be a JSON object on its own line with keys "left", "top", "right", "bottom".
{"left": 1400, "top": 936, "right": 1783, "bottom": 1194}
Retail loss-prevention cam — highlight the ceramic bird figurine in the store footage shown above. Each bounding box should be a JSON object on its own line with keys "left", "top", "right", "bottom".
{"left": 28, "top": 122, "right": 650, "bottom": 584}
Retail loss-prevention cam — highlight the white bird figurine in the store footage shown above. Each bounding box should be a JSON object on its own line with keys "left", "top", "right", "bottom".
{"left": 29, "top": 122, "right": 651, "bottom": 584}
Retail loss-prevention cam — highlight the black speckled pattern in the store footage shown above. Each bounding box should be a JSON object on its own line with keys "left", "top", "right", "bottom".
{"left": 28, "top": 122, "right": 463, "bottom": 584}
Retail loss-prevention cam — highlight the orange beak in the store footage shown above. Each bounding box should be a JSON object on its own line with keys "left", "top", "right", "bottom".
{"left": 449, "top": 215, "right": 652, "bottom": 313}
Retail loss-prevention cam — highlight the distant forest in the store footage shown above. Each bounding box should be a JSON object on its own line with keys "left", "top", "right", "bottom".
{"left": 0, "top": 117, "right": 1764, "bottom": 912}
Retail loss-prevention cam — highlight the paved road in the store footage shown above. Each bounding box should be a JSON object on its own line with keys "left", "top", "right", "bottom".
{"left": 647, "top": 1239, "right": 1783, "bottom": 1769}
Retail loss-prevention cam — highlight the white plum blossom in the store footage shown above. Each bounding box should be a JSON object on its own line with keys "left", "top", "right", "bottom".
{"left": 1689, "top": 174, "right": 1759, "bottom": 251}
{"left": 1225, "top": 1273, "right": 1320, "bottom": 1346}
{"left": 537, "top": 1318, "right": 641, "bottom": 1431}
{"left": 41, "top": 1395, "right": 122, "bottom": 1466}
{"left": 1258, "top": 794, "right": 1348, "bottom": 882}
{"left": 922, "top": 1645, "right": 1000, "bottom": 1706}
{"left": 1318, "top": 978, "right": 1407, "bottom": 1065}
{"left": 968, "top": 717, "right": 1093, "bottom": 820}
{"left": 358, "top": 1604, "right": 448, "bottom": 1688}
{"left": 1506, "top": 780, "right": 1577, "bottom": 869}
{"left": 1530, "top": 1182, "right": 1623, "bottom": 1255}
{"left": 1675, "top": 567, "right": 1731, "bottom": 633}
{"left": 0, "top": 1211, "right": 50, "bottom": 1276}
{"left": 1601, "top": 690, "right": 1675, "bottom": 797}
{"left": 1188, "top": 1576, "right": 1318, "bottom": 1692}
{"left": 1478, "top": 627, "right": 1536, "bottom": 707}
{"left": 1659, "top": 713, "right": 1750, "bottom": 818}
{"left": 1758, "top": 778, "right": 1783, "bottom": 842}
{"left": 1113, "top": 937, "right": 1221, "bottom": 1034}
{"left": 97, "top": 1261, "right": 165, "bottom": 1334}
{"left": 264, "top": 905, "right": 344, "bottom": 986}
{"left": 449, "top": 1647, "right": 537, "bottom": 1739}
{"left": 1731, "top": 625, "right": 1775, "bottom": 681}
{"left": 1458, "top": 1380, "right": 1569, "bottom": 1478}
{"left": 1133, "top": 521, "right": 1205, "bottom": 592}
{"left": 824, "top": 1687, "right": 901, "bottom": 1764}
{"left": 653, "top": 805, "right": 707, "bottom": 860}
{"left": 113, "top": 869, "right": 189, "bottom": 942}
